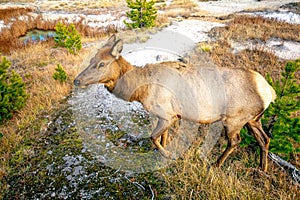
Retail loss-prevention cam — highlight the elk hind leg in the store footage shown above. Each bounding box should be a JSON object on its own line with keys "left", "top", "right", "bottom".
{"left": 246, "top": 118, "right": 270, "bottom": 172}
{"left": 151, "top": 118, "right": 173, "bottom": 158}
{"left": 216, "top": 126, "right": 242, "bottom": 168}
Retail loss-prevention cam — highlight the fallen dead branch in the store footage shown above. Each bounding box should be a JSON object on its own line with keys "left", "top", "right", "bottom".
{"left": 269, "top": 152, "right": 300, "bottom": 185}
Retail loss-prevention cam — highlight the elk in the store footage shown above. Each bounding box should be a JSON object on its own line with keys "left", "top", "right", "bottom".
{"left": 74, "top": 35, "right": 276, "bottom": 172}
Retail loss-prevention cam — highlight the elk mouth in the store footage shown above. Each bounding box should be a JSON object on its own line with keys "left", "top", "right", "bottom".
{"left": 73, "top": 78, "right": 95, "bottom": 88}
{"left": 73, "top": 79, "right": 89, "bottom": 88}
{"left": 73, "top": 77, "right": 114, "bottom": 89}
{"left": 73, "top": 79, "right": 81, "bottom": 86}
{"left": 75, "top": 75, "right": 108, "bottom": 86}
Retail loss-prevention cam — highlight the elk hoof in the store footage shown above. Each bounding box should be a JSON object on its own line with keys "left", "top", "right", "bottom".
{"left": 159, "top": 149, "right": 176, "bottom": 160}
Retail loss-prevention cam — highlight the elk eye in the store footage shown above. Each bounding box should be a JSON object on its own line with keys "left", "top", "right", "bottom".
{"left": 98, "top": 62, "right": 105, "bottom": 68}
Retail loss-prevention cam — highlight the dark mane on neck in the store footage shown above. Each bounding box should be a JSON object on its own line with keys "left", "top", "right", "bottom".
{"left": 117, "top": 56, "right": 134, "bottom": 76}
{"left": 104, "top": 56, "right": 134, "bottom": 92}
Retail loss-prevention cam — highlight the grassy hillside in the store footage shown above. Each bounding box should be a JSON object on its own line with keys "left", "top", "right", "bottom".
{"left": 0, "top": 2, "right": 299, "bottom": 199}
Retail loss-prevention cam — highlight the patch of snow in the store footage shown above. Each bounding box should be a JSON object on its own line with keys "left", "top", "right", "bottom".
{"left": 196, "top": 0, "right": 253, "bottom": 16}
{"left": 41, "top": 13, "right": 84, "bottom": 23}
{"left": 196, "top": 0, "right": 300, "bottom": 16}
{"left": 0, "top": 20, "right": 5, "bottom": 32}
{"left": 121, "top": 20, "right": 223, "bottom": 66}
{"left": 0, "top": 20, "right": 12, "bottom": 32}
{"left": 231, "top": 39, "right": 300, "bottom": 60}
{"left": 124, "top": 48, "right": 180, "bottom": 66}
{"left": 166, "top": 0, "right": 173, "bottom": 7}
{"left": 166, "top": 20, "right": 224, "bottom": 43}
{"left": 256, "top": 11, "right": 300, "bottom": 24}
{"left": 36, "top": 12, "right": 127, "bottom": 30}
{"left": 18, "top": 15, "right": 30, "bottom": 21}
{"left": 85, "top": 14, "right": 117, "bottom": 23}
{"left": 266, "top": 39, "right": 300, "bottom": 60}
{"left": 87, "top": 15, "right": 127, "bottom": 29}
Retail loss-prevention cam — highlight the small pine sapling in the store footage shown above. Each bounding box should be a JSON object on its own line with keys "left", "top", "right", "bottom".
{"left": 262, "top": 59, "right": 300, "bottom": 158}
{"left": 124, "top": 0, "right": 157, "bottom": 28}
{"left": 0, "top": 56, "right": 27, "bottom": 123}
{"left": 53, "top": 64, "right": 68, "bottom": 83}
{"left": 241, "top": 60, "right": 300, "bottom": 160}
{"left": 54, "top": 22, "right": 82, "bottom": 54}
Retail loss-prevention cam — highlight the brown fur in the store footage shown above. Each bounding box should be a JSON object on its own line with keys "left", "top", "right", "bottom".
{"left": 129, "top": 85, "right": 150, "bottom": 102}
{"left": 74, "top": 35, "right": 276, "bottom": 172}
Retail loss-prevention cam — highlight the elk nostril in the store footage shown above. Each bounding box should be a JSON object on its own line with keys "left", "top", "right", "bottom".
{"left": 74, "top": 79, "right": 81, "bottom": 86}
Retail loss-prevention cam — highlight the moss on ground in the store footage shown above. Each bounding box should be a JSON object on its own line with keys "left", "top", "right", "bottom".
{"left": 4, "top": 102, "right": 168, "bottom": 199}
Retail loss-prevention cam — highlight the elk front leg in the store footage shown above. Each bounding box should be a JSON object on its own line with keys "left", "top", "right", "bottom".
{"left": 160, "top": 130, "right": 168, "bottom": 148}
{"left": 151, "top": 118, "right": 172, "bottom": 158}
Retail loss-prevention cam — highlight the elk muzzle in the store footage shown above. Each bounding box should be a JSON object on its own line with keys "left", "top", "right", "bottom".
{"left": 74, "top": 79, "right": 81, "bottom": 86}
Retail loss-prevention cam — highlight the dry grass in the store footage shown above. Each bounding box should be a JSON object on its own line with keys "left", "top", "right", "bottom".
{"left": 187, "top": 40, "right": 285, "bottom": 82}
{"left": 0, "top": 0, "right": 35, "bottom": 2}
{"left": 0, "top": 39, "right": 95, "bottom": 197}
{"left": 0, "top": 11, "right": 56, "bottom": 54}
{"left": 211, "top": 15, "right": 300, "bottom": 42}
{"left": 157, "top": 0, "right": 198, "bottom": 18}
{"left": 168, "top": 0, "right": 197, "bottom": 9}
{"left": 164, "top": 8, "right": 193, "bottom": 19}
{"left": 0, "top": 6, "right": 34, "bottom": 22}
{"left": 37, "top": 0, "right": 126, "bottom": 13}
{"left": 155, "top": 13, "right": 171, "bottom": 27}
{"left": 162, "top": 147, "right": 300, "bottom": 199}
{"left": 208, "top": 14, "right": 300, "bottom": 81}
{"left": 0, "top": 7, "right": 112, "bottom": 54}
{"left": 0, "top": 5, "right": 299, "bottom": 199}
{"left": 209, "top": 40, "right": 285, "bottom": 79}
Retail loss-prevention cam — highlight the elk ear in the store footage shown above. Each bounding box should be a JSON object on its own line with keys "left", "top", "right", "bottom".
{"left": 110, "top": 39, "right": 123, "bottom": 59}
{"left": 106, "top": 34, "right": 117, "bottom": 46}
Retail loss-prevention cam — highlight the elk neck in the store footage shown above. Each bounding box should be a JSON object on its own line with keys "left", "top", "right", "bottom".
{"left": 104, "top": 56, "right": 134, "bottom": 92}
{"left": 117, "top": 56, "right": 134, "bottom": 76}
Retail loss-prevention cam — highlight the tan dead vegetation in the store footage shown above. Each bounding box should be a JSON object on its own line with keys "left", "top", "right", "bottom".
{"left": 155, "top": 13, "right": 171, "bottom": 27}
{"left": 0, "top": 1, "right": 168, "bottom": 54}
{"left": 0, "top": 9, "right": 56, "bottom": 54}
{"left": 164, "top": 8, "right": 193, "bottom": 19}
{"left": 209, "top": 41, "right": 285, "bottom": 80}
{"left": 161, "top": 146, "right": 300, "bottom": 199}
{"left": 188, "top": 40, "right": 284, "bottom": 81}
{"left": 165, "top": 0, "right": 197, "bottom": 9}
{"left": 37, "top": 0, "right": 126, "bottom": 13}
{"left": 211, "top": 14, "right": 300, "bottom": 42}
{"left": 0, "top": 6, "right": 34, "bottom": 22}
{"left": 0, "top": 39, "right": 94, "bottom": 196}
{"left": 0, "top": 7, "right": 117, "bottom": 54}
{"left": 208, "top": 14, "right": 300, "bottom": 81}
{"left": 156, "top": 0, "right": 198, "bottom": 19}
{"left": 0, "top": 0, "right": 35, "bottom": 3}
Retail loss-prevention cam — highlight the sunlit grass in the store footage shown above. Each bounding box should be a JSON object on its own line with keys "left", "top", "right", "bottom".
{"left": 0, "top": 6, "right": 117, "bottom": 54}
{"left": 1, "top": 0, "right": 35, "bottom": 2}
{"left": 37, "top": 0, "right": 126, "bottom": 13}
{"left": 211, "top": 14, "right": 300, "bottom": 42}
{"left": 169, "top": 0, "right": 197, "bottom": 8}
{"left": 208, "top": 14, "right": 300, "bottom": 81}
{"left": 0, "top": 3, "right": 299, "bottom": 199}
{"left": 161, "top": 146, "right": 300, "bottom": 199}
{"left": 0, "top": 38, "right": 97, "bottom": 197}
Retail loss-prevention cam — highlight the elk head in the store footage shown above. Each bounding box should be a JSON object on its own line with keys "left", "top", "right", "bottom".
{"left": 74, "top": 35, "right": 123, "bottom": 88}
